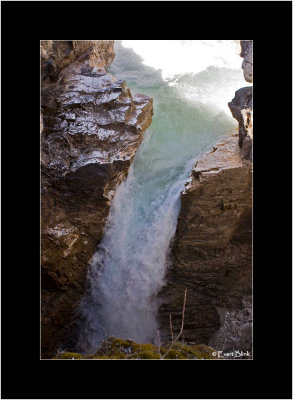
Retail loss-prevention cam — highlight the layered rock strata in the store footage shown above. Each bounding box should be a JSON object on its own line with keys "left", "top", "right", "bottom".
{"left": 159, "top": 40, "right": 253, "bottom": 354}
{"left": 159, "top": 136, "right": 252, "bottom": 351}
{"left": 41, "top": 41, "right": 153, "bottom": 357}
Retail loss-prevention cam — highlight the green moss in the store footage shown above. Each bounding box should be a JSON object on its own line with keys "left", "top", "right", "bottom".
{"left": 137, "top": 350, "right": 161, "bottom": 359}
{"left": 163, "top": 349, "right": 185, "bottom": 359}
{"left": 92, "top": 355, "right": 111, "bottom": 359}
{"left": 192, "top": 344, "right": 218, "bottom": 359}
{"left": 51, "top": 337, "right": 218, "bottom": 360}
{"left": 52, "top": 352, "right": 84, "bottom": 359}
{"left": 132, "top": 342, "right": 159, "bottom": 354}
{"left": 174, "top": 343, "right": 217, "bottom": 359}
{"left": 113, "top": 338, "right": 130, "bottom": 347}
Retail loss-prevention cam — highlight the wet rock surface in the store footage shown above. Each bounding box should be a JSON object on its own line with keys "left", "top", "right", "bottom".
{"left": 41, "top": 40, "right": 115, "bottom": 86}
{"left": 228, "top": 86, "right": 253, "bottom": 160}
{"left": 41, "top": 41, "right": 153, "bottom": 358}
{"left": 228, "top": 40, "right": 253, "bottom": 160}
{"left": 159, "top": 135, "right": 252, "bottom": 354}
{"left": 240, "top": 40, "right": 253, "bottom": 83}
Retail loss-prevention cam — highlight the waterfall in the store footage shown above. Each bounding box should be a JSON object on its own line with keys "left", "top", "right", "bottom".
{"left": 78, "top": 40, "right": 250, "bottom": 353}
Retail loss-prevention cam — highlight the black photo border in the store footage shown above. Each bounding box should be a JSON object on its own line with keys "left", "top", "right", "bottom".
{"left": 1, "top": 1, "right": 292, "bottom": 399}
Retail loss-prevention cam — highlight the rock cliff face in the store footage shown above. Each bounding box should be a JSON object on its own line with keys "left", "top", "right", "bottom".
{"left": 41, "top": 41, "right": 115, "bottom": 86}
{"left": 159, "top": 136, "right": 252, "bottom": 351}
{"left": 159, "top": 40, "right": 252, "bottom": 354}
{"left": 228, "top": 86, "right": 253, "bottom": 160}
{"left": 229, "top": 40, "right": 253, "bottom": 160}
{"left": 41, "top": 41, "right": 153, "bottom": 358}
{"left": 240, "top": 40, "right": 253, "bottom": 83}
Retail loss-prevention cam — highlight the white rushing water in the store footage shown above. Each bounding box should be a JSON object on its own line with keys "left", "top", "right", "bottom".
{"left": 78, "top": 40, "right": 249, "bottom": 353}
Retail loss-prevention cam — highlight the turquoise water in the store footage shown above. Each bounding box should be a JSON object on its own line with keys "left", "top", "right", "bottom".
{"left": 79, "top": 41, "right": 247, "bottom": 353}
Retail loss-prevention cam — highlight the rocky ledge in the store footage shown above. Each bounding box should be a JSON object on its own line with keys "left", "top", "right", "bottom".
{"left": 41, "top": 41, "right": 153, "bottom": 358}
{"left": 159, "top": 135, "right": 252, "bottom": 352}
{"left": 159, "top": 40, "right": 253, "bottom": 355}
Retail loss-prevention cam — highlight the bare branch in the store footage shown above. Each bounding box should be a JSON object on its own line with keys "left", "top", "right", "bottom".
{"left": 157, "top": 329, "right": 162, "bottom": 357}
{"left": 161, "top": 289, "right": 187, "bottom": 359}
{"left": 169, "top": 314, "right": 174, "bottom": 342}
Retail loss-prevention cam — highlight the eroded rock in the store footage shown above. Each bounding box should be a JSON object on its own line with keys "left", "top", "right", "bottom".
{"left": 228, "top": 41, "right": 253, "bottom": 161}
{"left": 159, "top": 136, "right": 252, "bottom": 353}
{"left": 240, "top": 40, "right": 253, "bottom": 83}
{"left": 41, "top": 40, "right": 115, "bottom": 85}
{"left": 41, "top": 41, "right": 153, "bottom": 357}
{"left": 228, "top": 86, "right": 253, "bottom": 160}
{"left": 209, "top": 296, "right": 252, "bottom": 353}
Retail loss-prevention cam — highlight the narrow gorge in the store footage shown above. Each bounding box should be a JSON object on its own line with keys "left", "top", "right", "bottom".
{"left": 41, "top": 40, "right": 252, "bottom": 359}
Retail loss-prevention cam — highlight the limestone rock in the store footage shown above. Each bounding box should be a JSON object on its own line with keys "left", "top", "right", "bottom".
{"left": 209, "top": 296, "right": 252, "bottom": 353}
{"left": 228, "top": 87, "right": 253, "bottom": 160}
{"left": 159, "top": 136, "right": 252, "bottom": 352}
{"left": 240, "top": 40, "right": 253, "bottom": 83}
{"left": 41, "top": 41, "right": 153, "bottom": 357}
{"left": 228, "top": 41, "right": 253, "bottom": 161}
{"left": 41, "top": 40, "right": 115, "bottom": 85}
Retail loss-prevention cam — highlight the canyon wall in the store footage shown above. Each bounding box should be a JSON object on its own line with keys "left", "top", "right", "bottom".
{"left": 41, "top": 41, "right": 153, "bottom": 357}
{"left": 159, "top": 40, "right": 253, "bottom": 354}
